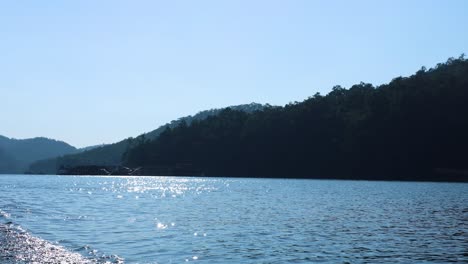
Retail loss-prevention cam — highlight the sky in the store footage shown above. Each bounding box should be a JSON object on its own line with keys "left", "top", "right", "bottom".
{"left": 1, "top": 0, "right": 467, "bottom": 148}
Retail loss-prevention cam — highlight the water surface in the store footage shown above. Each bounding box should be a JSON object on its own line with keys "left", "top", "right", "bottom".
{"left": 0, "top": 175, "right": 467, "bottom": 263}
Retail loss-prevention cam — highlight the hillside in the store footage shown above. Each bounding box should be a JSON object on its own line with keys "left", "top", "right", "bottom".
{"left": 28, "top": 103, "right": 265, "bottom": 174}
{"left": 123, "top": 56, "right": 468, "bottom": 182}
{"left": 0, "top": 136, "right": 78, "bottom": 174}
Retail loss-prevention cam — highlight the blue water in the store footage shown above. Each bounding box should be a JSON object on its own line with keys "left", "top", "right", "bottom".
{"left": 0, "top": 175, "right": 467, "bottom": 263}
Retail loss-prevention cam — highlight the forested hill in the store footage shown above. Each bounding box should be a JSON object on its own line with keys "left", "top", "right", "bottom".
{"left": 0, "top": 136, "right": 77, "bottom": 174}
{"left": 123, "top": 56, "right": 468, "bottom": 182}
{"left": 28, "top": 103, "right": 264, "bottom": 174}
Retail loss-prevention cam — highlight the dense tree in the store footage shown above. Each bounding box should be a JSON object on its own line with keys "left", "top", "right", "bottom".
{"left": 123, "top": 56, "right": 468, "bottom": 181}
{"left": 28, "top": 103, "right": 265, "bottom": 174}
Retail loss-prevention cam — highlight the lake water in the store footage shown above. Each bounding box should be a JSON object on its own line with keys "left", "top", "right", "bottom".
{"left": 0, "top": 175, "right": 466, "bottom": 263}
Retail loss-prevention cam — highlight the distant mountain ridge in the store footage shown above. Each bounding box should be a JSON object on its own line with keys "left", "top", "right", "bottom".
{"left": 28, "top": 103, "right": 266, "bottom": 174}
{"left": 0, "top": 136, "right": 78, "bottom": 174}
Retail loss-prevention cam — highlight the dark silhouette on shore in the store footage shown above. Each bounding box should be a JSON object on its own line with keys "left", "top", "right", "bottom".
{"left": 28, "top": 104, "right": 265, "bottom": 174}
{"left": 121, "top": 56, "right": 468, "bottom": 182}
{"left": 24, "top": 56, "right": 468, "bottom": 182}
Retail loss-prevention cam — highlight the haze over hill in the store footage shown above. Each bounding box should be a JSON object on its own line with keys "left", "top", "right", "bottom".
{"left": 0, "top": 136, "right": 77, "bottom": 174}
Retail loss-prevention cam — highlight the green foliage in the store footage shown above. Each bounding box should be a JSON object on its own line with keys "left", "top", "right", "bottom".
{"left": 123, "top": 56, "right": 468, "bottom": 181}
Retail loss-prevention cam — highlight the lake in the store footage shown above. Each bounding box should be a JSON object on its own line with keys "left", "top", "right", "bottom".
{"left": 0, "top": 175, "right": 466, "bottom": 263}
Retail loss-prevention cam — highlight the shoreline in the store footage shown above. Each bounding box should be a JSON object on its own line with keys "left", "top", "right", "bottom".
{"left": 2, "top": 173, "right": 468, "bottom": 183}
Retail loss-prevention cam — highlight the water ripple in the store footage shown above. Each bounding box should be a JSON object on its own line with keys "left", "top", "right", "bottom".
{"left": 0, "top": 222, "right": 124, "bottom": 263}
{"left": 0, "top": 175, "right": 466, "bottom": 263}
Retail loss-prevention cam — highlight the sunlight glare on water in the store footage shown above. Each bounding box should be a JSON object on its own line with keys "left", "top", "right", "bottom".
{"left": 0, "top": 175, "right": 467, "bottom": 263}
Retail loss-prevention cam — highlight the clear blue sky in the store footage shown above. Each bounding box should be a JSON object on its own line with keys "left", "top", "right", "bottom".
{"left": 1, "top": 0, "right": 467, "bottom": 148}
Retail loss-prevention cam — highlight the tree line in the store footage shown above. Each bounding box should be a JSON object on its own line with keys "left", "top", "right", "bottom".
{"left": 123, "top": 56, "right": 468, "bottom": 181}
